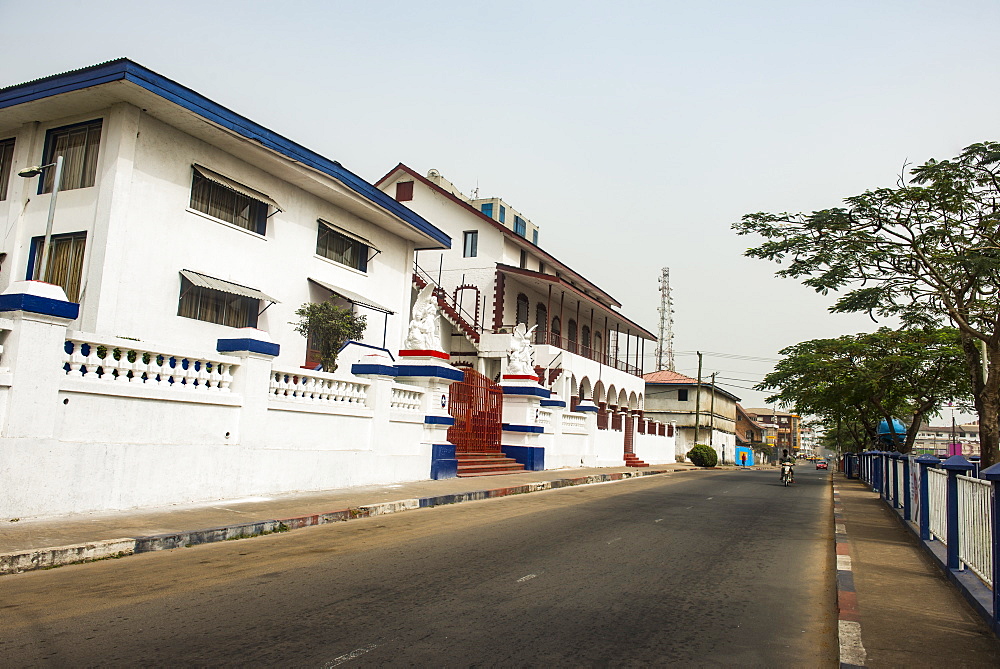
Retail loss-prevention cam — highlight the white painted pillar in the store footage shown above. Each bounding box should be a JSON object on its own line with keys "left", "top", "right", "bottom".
{"left": 0, "top": 281, "right": 78, "bottom": 438}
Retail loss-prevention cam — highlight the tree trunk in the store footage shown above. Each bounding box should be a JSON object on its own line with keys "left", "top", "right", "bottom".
{"left": 978, "top": 342, "right": 1000, "bottom": 467}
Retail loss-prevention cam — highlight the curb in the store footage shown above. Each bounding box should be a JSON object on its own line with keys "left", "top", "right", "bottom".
{"left": 0, "top": 466, "right": 694, "bottom": 575}
{"left": 833, "top": 479, "right": 867, "bottom": 667}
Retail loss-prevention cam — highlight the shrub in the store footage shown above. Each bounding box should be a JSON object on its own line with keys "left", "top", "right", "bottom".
{"left": 291, "top": 302, "right": 367, "bottom": 372}
{"left": 687, "top": 444, "right": 718, "bottom": 468}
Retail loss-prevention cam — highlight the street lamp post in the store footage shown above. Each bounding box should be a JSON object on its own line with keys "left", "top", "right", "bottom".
{"left": 17, "top": 155, "right": 64, "bottom": 283}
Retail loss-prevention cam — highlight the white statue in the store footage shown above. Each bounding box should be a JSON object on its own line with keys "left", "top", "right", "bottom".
{"left": 507, "top": 323, "right": 537, "bottom": 375}
{"left": 404, "top": 284, "right": 442, "bottom": 350}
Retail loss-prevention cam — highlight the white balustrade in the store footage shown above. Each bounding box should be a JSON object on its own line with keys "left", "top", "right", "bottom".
{"left": 64, "top": 335, "right": 236, "bottom": 392}
{"left": 537, "top": 408, "right": 553, "bottom": 426}
{"left": 562, "top": 412, "right": 587, "bottom": 430}
{"left": 927, "top": 467, "right": 947, "bottom": 544}
{"left": 390, "top": 384, "right": 424, "bottom": 412}
{"left": 957, "top": 474, "right": 993, "bottom": 585}
{"left": 270, "top": 368, "right": 369, "bottom": 406}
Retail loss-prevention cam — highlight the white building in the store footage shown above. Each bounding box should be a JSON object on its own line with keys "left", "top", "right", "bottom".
{"left": 0, "top": 60, "right": 674, "bottom": 519}
{"left": 376, "top": 165, "right": 670, "bottom": 468}
{"left": 0, "top": 59, "right": 449, "bottom": 360}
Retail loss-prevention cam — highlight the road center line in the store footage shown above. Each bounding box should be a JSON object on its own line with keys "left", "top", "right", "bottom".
{"left": 517, "top": 574, "right": 537, "bottom": 582}
{"left": 706, "top": 497, "right": 714, "bottom": 500}
{"left": 654, "top": 518, "right": 663, "bottom": 523}
{"left": 607, "top": 537, "right": 622, "bottom": 544}
{"left": 325, "top": 643, "right": 379, "bottom": 667}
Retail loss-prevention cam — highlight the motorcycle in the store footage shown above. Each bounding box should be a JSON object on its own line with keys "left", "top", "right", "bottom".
{"left": 781, "top": 462, "right": 795, "bottom": 486}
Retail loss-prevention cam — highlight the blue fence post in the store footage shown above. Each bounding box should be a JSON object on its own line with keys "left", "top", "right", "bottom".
{"left": 871, "top": 451, "right": 881, "bottom": 494}
{"left": 941, "top": 455, "right": 974, "bottom": 570}
{"left": 902, "top": 454, "right": 912, "bottom": 520}
{"left": 879, "top": 451, "right": 889, "bottom": 499}
{"left": 890, "top": 451, "right": 901, "bottom": 508}
{"left": 915, "top": 455, "right": 939, "bottom": 540}
{"left": 846, "top": 453, "right": 858, "bottom": 479}
{"left": 979, "top": 462, "right": 1000, "bottom": 636}
{"left": 970, "top": 455, "right": 981, "bottom": 478}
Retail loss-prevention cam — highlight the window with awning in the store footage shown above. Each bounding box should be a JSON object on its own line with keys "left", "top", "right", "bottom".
{"left": 190, "top": 165, "right": 280, "bottom": 235}
{"left": 177, "top": 270, "right": 278, "bottom": 329}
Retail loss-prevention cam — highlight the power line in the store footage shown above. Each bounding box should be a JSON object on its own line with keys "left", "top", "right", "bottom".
{"left": 673, "top": 350, "right": 780, "bottom": 363}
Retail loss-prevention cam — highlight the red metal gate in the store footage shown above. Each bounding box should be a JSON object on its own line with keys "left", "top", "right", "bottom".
{"left": 447, "top": 368, "right": 503, "bottom": 454}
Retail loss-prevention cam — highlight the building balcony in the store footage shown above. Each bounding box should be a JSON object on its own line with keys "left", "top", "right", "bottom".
{"left": 533, "top": 328, "right": 642, "bottom": 377}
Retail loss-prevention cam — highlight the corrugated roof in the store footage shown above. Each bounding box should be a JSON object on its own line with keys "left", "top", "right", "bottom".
{"left": 643, "top": 370, "right": 699, "bottom": 384}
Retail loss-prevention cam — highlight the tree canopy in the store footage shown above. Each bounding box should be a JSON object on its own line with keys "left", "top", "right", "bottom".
{"left": 758, "top": 328, "right": 969, "bottom": 453}
{"left": 735, "top": 142, "right": 1000, "bottom": 465}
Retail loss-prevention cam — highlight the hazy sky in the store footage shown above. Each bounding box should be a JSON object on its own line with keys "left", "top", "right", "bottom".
{"left": 3, "top": 0, "right": 998, "bottom": 411}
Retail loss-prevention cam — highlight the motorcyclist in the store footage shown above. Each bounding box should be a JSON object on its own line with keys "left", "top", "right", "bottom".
{"left": 779, "top": 449, "right": 795, "bottom": 483}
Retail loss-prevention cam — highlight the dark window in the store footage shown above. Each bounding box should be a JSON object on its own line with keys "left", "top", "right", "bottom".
{"left": 41, "top": 119, "right": 102, "bottom": 193}
{"left": 498, "top": 205, "right": 505, "bottom": 223}
{"left": 568, "top": 319, "right": 578, "bottom": 352}
{"left": 178, "top": 276, "right": 259, "bottom": 328}
{"left": 190, "top": 170, "right": 269, "bottom": 234}
{"left": 551, "top": 316, "right": 561, "bottom": 338}
{"left": 514, "top": 216, "right": 527, "bottom": 237}
{"left": 27, "top": 231, "right": 86, "bottom": 302}
{"left": 532, "top": 229, "right": 539, "bottom": 245}
{"left": 317, "top": 221, "right": 369, "bottom": 271}
{"left": 516, "top": 293, "right": 529, "bottom": 325}
{"left": 581, "top": 325, "right": 591, "bottom": 352}
{"left": 519, "top": 249, "right": 527, "bottom": 268}
{"left": 678, "top": 389, "right": 689, "bottom": 402}
{"left": 539, "top": 261, "right": 545, "bottom": 273}
{"left": 0, "top": 138, "right": 14, "bottom": 201}
{"left": 463, "top": 230, "right": 478, "bottom": 258}
{"left": 395, "top": 181, "right": 414, "bottom": 201}
{"left": 594, "top": 331, "right": 602, "bottom": 355}
{"left": 480, "top": 202, "right": 493, "bottom": 218}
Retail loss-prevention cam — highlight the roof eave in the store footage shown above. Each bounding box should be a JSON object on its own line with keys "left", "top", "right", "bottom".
{"left": 0, "top": 60, "right": 451, "bottom": 251}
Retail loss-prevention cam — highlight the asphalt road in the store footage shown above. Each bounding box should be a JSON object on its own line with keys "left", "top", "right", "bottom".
{"left": 1, "top": 467, "right": 836, "bottom": 667}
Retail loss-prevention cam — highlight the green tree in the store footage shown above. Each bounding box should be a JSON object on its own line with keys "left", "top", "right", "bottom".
{"left": 734, "top": 142, "right": 1000, "bottom": 465}
{"left": 291, "top": 302, "right": 367, "bottom": 372}
{"left": 758, "top": 328, "right": 969, "bottom": 454}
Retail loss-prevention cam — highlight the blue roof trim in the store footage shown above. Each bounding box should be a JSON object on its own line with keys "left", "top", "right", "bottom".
{"left": 0, "top": 59, "right": 450, "bottom": 250}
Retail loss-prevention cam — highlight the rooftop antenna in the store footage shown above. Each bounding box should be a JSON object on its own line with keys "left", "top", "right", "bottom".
{"left": 655, "top": 267, "right": 675, "bottom": 371}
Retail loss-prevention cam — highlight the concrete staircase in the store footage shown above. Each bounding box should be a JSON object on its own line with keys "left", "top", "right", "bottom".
{"left": 412, "top": 274, "right": 481, "bottom": 344}
{"left": 456, "top": 453, "right": 526, "bottom": 477}
{"left": 624, "top": 453, "right": 650, "bottom": 468}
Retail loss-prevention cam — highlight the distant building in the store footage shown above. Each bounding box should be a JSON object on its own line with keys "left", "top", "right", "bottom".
{"left": 643, "top": 370, "right": 739, "bottom": 463}
{"left": 743, "top": 409, "right": 801, "bottom": 454}
{"left": 913, "top": 422, "right": 979, "bottom": 457}
{"left": 735, "top": 403, "right": 769, "bottom": 453}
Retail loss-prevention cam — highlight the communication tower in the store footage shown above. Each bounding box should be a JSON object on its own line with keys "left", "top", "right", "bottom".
{"left": 655, "top": 267, "right": 675, "bottom": 371}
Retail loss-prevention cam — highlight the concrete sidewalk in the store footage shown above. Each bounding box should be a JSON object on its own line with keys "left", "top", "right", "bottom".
{"left": 833, "top": 474, "right": 1000, "bottom": 667}
{"left": 0, "top": 463, "right": 729, "bottom": 574}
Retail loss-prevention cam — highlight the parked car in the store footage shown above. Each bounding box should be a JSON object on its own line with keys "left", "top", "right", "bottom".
{"left": 816, "top": 460, "right": 829, "bottom": 470}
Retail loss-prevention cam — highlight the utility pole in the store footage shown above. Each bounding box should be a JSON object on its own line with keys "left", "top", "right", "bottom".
{"left": 693, "top": 351, "right": 703, "bottom": 445}
{"left": 655, "top": 268, "right": 675, "bottom": 371}
{"left": 709, "top": 372, "right": 717, "bottom": 461}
